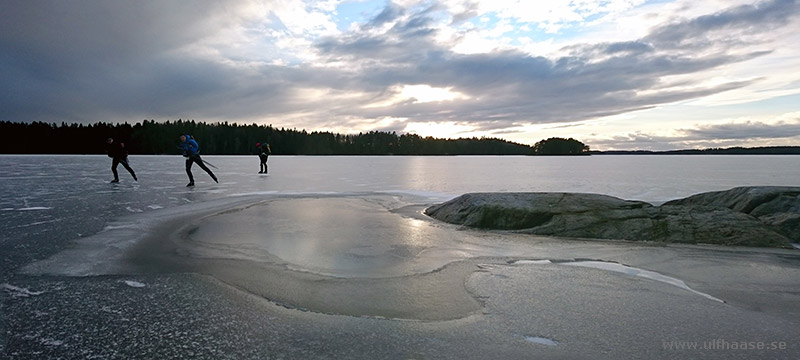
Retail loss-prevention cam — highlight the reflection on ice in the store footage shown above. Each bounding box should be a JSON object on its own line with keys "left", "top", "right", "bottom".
{"left": 173, "top": 195, "right": 499, "bottom": 278}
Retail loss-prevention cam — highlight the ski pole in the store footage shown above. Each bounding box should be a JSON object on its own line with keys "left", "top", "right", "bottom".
{"left": 177, "top": 146, "right": 218, "bottom": 169}
{"left": 201, "top": 158, "right": 218, "bottom": 169}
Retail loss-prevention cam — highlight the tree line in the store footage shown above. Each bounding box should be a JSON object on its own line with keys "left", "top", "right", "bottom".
{"left": 0, "top": 120, "right": 591, "bottom": 155}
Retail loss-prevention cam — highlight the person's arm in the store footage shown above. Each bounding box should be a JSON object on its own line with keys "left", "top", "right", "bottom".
{"left": 189, "top": 139, "right": 199, "bottom": 154}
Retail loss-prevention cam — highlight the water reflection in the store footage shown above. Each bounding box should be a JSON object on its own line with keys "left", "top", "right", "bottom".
{"left": 179, "top": 196, "right": 451, "bottom": 278}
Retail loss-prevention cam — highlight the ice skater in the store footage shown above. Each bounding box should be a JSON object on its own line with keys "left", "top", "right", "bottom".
{"left": 256, "top": 142, "right": 271, "bottom": 173}
{"left": 179, "top": 134, "right": 218, "bottom": 187}
{"left": 105, "top": 137, "right": 137, "bottom": 183}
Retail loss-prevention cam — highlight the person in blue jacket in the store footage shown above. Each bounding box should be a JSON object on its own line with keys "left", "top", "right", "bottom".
{"left": 179, "top": 134, "right": 218, "bottom": 187}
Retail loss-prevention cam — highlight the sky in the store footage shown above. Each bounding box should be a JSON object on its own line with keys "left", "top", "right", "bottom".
{"left": 1, "top": 0, "right": 799, "bottom": 150}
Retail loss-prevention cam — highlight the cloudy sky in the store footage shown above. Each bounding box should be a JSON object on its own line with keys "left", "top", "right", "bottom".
{"left": 2, "top": 0, "right": 799, "bottom": 150}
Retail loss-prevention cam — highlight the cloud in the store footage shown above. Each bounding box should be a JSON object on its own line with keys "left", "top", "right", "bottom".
{"left": 312, "top": 0, "right": 798, "bottom": 127}
{"left": 645, "top": 0, "right": 797, "bottom": 50}
{"left": 589, "top": 115, "right": 800, "bottom": 150}
{"left": 680, "top": 119, "right": 800, "bottom": 140}
{"left": 0, "top": 0, "right": 798, "bottom": 150}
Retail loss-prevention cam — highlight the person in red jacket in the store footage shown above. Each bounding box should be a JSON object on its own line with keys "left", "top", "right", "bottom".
{"left": 105, "top": 138, "right": 137, "bottom": 183}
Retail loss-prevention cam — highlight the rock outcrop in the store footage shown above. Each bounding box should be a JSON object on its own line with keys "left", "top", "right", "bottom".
{"left": 425, "top": 187, "right": 800, "bottom": 248}
{"left": 664, "top": 186, "right": 800, "bottom": 242}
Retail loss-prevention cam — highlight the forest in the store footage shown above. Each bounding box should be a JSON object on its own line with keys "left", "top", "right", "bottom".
{"left": 0, "top": 120, "right": 590, "bottom": 155}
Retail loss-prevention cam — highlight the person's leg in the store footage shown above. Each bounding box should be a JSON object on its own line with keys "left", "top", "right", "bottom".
{"left": 111, "top": 158, "right": 120, "bottom": 182}
{"left": 264, "top": 155, "right": 269, "bottom": 174}
{"left": 195, "top": 156, "right": 218, "bottom": 182}
{"left": 259, "top": 155, "right": 267, "bottom": 173}
{"left": 185, "top": 158, "right": 195, "bottom": 186}
{"left": 120, "top": 157, "right": 137, "bottom": 181}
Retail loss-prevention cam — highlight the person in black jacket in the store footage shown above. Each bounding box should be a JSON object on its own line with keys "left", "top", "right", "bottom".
{"left": 256, "top": 142, "right": 271, "bottom": 174}
{"left": 105, "top": 138, "right": 137, "bottom": 183}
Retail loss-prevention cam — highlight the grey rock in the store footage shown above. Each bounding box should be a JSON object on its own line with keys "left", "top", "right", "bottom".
{"left": 663, "top": 186, "right": 800, "bottom": 213}
{"left": 426, "top": 188, "right": 798, "bottom": 248}
{"left": 425, "top": 192, "right": 650, "bottom": 230}
{"left": 664, "top": 186, "right": 800, "bottom": 241}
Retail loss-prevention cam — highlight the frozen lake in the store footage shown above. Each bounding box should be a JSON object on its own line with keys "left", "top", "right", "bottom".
{"left": 2, "top": 154, "right": 800, "bottom": 358}
{"left": 3, "top": 154, "right": 799, "bottom": 274}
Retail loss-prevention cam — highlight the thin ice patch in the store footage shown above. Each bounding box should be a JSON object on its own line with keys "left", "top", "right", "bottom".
{"left": 524, "top": 336, "right": 558, "bottom": 346}
{"left": 562, "top": 261, "right": 724, "bottom": 303}
{"left": 2, "top": 283, "right": 46, "bottom": 298}
{"left": 510, "top": 259, "right": 552, "bottom": 265}
{"left": 123, "top": 280, "right": 146, "bottom": 288}
{"left": 102, "top": 223, "right": 136, "bottom": 231}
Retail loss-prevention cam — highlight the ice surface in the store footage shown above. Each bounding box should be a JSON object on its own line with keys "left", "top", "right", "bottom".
{"left": 562, "top": 261, "right": 724, "bottom": 302}
{"left": 2, "top": 283, "right": 45, "bottom": 298}
{"left": 19, "top": 195, "right": 260, "bottom": 277}
{"left": 510, "top": 259, "right": 552, "bottom": 265}
{"left": 102, "top": 224, "right": 136, "bottom": 231}
{"left": 4, "top": 155, "right": 800, "bottom": 359}
{"left": 524, "top": 336, "right": 558, "bottom": 346}
{"left": 123, "top": 280, "right": 146, "bottom": 288}
{"left": 5, "top": 155, "right": 800, "bottom": 324}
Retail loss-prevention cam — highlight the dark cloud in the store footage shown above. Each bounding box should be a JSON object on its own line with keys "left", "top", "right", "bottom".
{"left": 0, "top": 0, "right": 797, "bottom": 143}
{"left": 367, "top": 2, "right": 405, "bottom": 27}
{"left": 680, "top": 120, "right": 800, "bottom": 140}
{"left": 0, "top": 0, "right": 248, "bottom": 122}
{"left": 590, "top": 119, "right": 800, "bottom": 150}
{"left": 0, "top": 1, "right": 232, "bottom": 67}
{"left": 645, "top": 0, "right": 797, "bottom": 49}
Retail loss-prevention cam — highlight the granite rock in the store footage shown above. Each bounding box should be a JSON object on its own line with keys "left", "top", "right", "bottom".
{"left": 425, "top": 188, "right": 798, "bottom": 248}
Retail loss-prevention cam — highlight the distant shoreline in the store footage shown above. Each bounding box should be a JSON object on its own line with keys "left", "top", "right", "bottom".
{"left": 1, "top": 151, "right": 800, "bottom": 156}
{"left": 593, "top": 146, "right": 800, "bottom": 155}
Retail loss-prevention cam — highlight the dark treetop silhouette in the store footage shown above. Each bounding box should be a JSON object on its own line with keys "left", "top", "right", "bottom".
{"left": 0, "top": 120, "right": 558, "bottom": 155}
